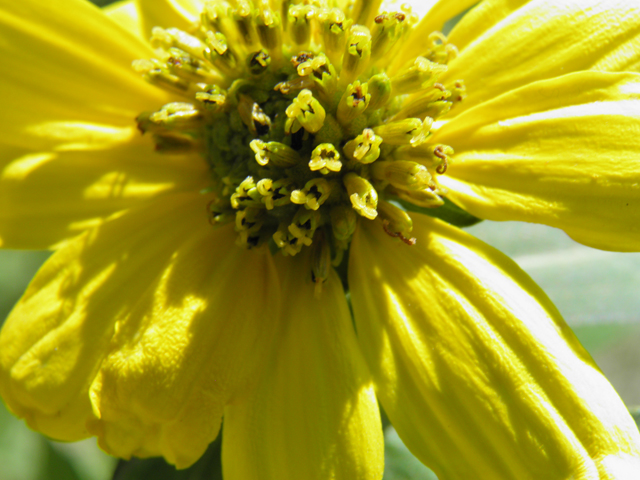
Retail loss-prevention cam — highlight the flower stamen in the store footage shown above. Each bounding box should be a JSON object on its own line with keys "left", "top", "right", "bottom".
{"left": 134, "top": 0, "right": 461, "bottom": 268}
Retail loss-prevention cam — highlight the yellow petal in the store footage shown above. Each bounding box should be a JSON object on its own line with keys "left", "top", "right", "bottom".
{"left": 104, "top": 0, "right": 143, "bottom": 40}
{"left": 350, "top": 214, "right": 640, "bottom": 480}
{"left": 0, "top": 193, "right": 281, "bottom": 469}
{"left": 0, "top": 193, "right": 198, "bottom": 440}
{"left": 88, "top": 227, "right": 280, "bottom": 466}
{"left": 443, "top": 0, "right": 640, "bottom": 114}
{"left": 0, "top": 137, "right": 208, "bottom": 249}
{"left": 433, "top": 71, "right": 640, "bottom": 251}
{"left": 446, "top": 0, "right": 529, "bottom": 52}
{"left": 390, "top": 0, "right": 479, "bottom": 72}
{"left": 0, "top": 0, "right": 170, "bottom": 150}
{"left": 135, "top": 0, "right": 201, "bottom": 38}
{"left": 222, "top": 254, "right": 384, "bottom": 480}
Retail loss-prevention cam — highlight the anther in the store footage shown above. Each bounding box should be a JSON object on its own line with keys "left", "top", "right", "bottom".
{"left": 231, "top": 176, "right": 263, "bottom": 208}
{"left": 449, "top": 80, "right": 467, "bottom": 103}
{"left": 152, "top": 133, "right": 202, "bottom": 153}
{"left": 394, "top": 144, "right": 454, "bottom": 170}
{"left": 350, "top": 0, "right": 383, "bottom": 28}
{"left": 378, "top": 200, "right": 416, "bottom": 245}
{"left": 340, "top": 25, "right": 372, "bottom": 88}
{"left": 311, "top": 231, "right": 332, "bottom": 297}
{"left": 273, "top": 221, "right": 304, "bottom": 256}
{"left": 151, "top": 27, "right": 207, "bottom": 59}
{"left": 296, "top": 54, "right": 338, "bottom": 103}
{"left": 370, "top": 12, "right": 406, "bottom": 62}
{"left": 423, "top": 31, "right": 457, "bottom": 65}
{"left": 298, "top": 53, "right": 334, "bottom": 80}
{"left": 233, "top": 0, "right": 260, "bottom": 50}
{"left": 255, "top": 5, "right": 283, "bottom": 61}
{"left": 288, "top": 208, "right": 321, "bottom": 246}
{"left": 343, "top": 128, "right": 382, "bottom": 164}
{"left": 285, "top": 89, "right": 326, "bottom": 134}
{"left": 238, "top": 95, "right": 271, "bottom": 135}
{"left": 235, "top": 207, "right": 265, "bottom": 235}
{"left": 337, "top": 81, "right": 371, "bottom": 125}
{"left": 274, "top": 76, "right": 314, "bottom": 94}
{"left": 373, "top": 117, "right": 432, "bottom": 146}
{"left": 195, "top": 85, "right": 226, "bottom": 112}
{"left": 309, "top": 144, "right": 342, "bottom": 174}
{"left": 165, "top": 48, "right": 222, "bottom": 84}
{"left": 235, "top": 207, "right": 268, "bottom": 249}
{"left": 316, "top": 8, "right": 351, "bottom": 67}
{"left": 343, "top": 172, "right": 378, "bottom": 220}
{"left": 256, "top": 178, "right": 293, "bottom": 210}
{"left": 366, "top": 73, "right": 392, "bottom": 110}
{"left": 201, "top": 1, "right": 229, "bottom": 34}
{"left": 208, "top": 200, "right": 234, "bottom": 226}
{"left": 392, "top": 86, "right": 452, "bottom": 120}
{"left": 132, "top": 59, "right": 191, "bottom": 94}
{"left": 330, "top": 205, "right": 357, "bottom": 244}
{"left": 388, "top": 186, "right": 445, "bottom": 208}
{"left": 391, "top": 56, "right": 448, "bottom": 96}
{"left": 137, "top": 102, "right": 203, "bottom": 133}
{"left": 204, "top": 31, "right": 239, "bottom": 76}
{"left": 247, "top": 50, "right": 271, "bottom": 75}
{"left": 290, "top": 178, "right": 332, "bottom": 210}
{"left": 371, "top": 160, "right": 432, "bottom": 191}
{"left": 249, "top": 140, "right": 301, "bottom": 167}
{"left": 288, "top": 4, "right": 315, "bottom": 47}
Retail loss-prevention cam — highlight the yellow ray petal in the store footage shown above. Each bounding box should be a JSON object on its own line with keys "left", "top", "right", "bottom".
{"left": 433, "top": 71, "right": 640, "bottom": 252}
{"left": 443, "top": 0, "right": 640, "bottom": 114}
{"left": 104, "top": 0, "right": 143, "bottom": 40}
{"left": 389, "top": 0, "right": 479, "bottom": 72}
{"left": 87, "top": 226, "right": 280, "bottom": 466}
{"left": 0, "top": 193, "right": 281, "bottom": 469}
{"left": 349, "top": 214, "right": 640, "bottom": 480}
{"left": 446, "top": 0, "right": 529, "bottom": 52}
{"left": 0, "top": 193, "right": 202, "bottom": 440}
{"left": 135, "top": 0, "right": 201, "bottom": 38}
{"left": 0, "top": 0, "right": 170, "bottom": 150}
{"left": 0, "top": 138, "right": 208, "bottom": 249}
{"left": 222, "top": 254, "right": 384, "bottom": 480}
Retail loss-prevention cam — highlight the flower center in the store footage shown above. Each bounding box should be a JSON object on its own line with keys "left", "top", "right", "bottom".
{"left": 134, "top": 0, "right": 464, "bottom": 285}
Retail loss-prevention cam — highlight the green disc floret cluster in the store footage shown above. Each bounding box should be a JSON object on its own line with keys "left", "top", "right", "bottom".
{"left": 135, "top": 0, "right": 464, "bottom": 285}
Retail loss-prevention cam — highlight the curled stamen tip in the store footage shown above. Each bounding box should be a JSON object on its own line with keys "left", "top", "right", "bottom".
{"left": 382, "top": 220, "right": 416, "bottom": 245}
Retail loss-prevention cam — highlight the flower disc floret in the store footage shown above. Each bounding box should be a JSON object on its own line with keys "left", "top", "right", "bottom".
{"left": 135, "top": 0, "right": 463, "bottom": 266}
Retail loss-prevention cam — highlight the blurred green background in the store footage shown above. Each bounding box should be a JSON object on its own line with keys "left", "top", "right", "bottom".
{"left": 2, "top": 1, "right": 640, "bottom": 479}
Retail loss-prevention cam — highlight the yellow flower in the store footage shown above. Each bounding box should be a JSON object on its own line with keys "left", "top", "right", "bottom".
{"left": 1, "top": 0, "right": 640, "bottom": 478}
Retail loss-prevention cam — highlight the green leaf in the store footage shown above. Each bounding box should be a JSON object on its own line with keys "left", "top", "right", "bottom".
{"left": 629, "top": 407, "right": 640, "bottom": 430}
{"left": 383, "top": 427, "right": 438, "bottom": 480}
{"left": 1, "top": 399, "right": 115, "bottom": 480}
{"left": 112, "top": 436, "right": 222, "bottom": 480}
{"left": 395, "top": 197, "right": 483, "bottom": 227}
{"left": 0, "top": 250, "right": 50, "bottom": 324}
{"left": 37, "top": 442, "right": 82, "bottom": 480}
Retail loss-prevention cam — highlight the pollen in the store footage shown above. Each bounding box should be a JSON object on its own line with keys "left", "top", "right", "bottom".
{"left": 135, "top": 0, "right": 462, "bottom": 266}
